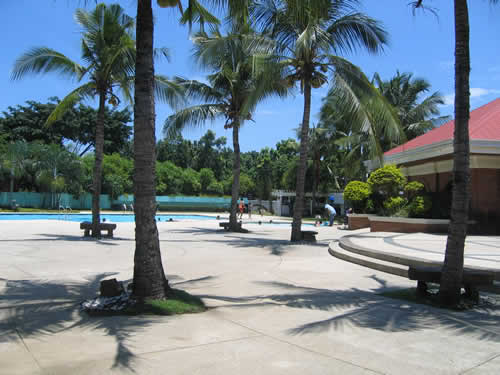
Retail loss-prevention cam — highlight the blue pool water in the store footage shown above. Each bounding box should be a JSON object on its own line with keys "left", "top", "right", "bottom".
{"left": 0, "top": 214, "right": 216, "bottom": 222}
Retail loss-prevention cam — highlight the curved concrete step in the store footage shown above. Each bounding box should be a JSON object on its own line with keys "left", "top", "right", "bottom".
{"left": 336, "top": 235, "right": 500, "bottom": 282}
{"left": 339, "top": 235, "right": 442, "bottom": 269}
{"left": 328, "top": 241, "right": 409, "bottom": 278}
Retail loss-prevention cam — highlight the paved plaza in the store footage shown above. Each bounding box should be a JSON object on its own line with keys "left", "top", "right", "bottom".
{"left": 1, "top": 216, "right": 499, "bottom": 374}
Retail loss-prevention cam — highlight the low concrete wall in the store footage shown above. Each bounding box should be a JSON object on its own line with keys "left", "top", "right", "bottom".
{"left": 369, "top": 216, "right": 449, "bottom": 233}
{"left": 348, "top": 214, "right": 376, "bottom": 230}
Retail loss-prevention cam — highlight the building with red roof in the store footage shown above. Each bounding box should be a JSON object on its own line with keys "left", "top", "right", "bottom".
{"left": 382, "top": 98, "right": 500, "bottom": 234}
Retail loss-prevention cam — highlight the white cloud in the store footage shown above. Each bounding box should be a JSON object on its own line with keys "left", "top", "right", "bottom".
{"left": 441, "top": 87, "right": 500, "bottom": 107}
{"left": 470, "top": 88, "right": 500, "bottom": 97}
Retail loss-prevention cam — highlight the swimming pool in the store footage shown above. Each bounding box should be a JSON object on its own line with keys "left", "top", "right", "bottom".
{"left": 0, "top": 214, "right": 216, "bottom": 222}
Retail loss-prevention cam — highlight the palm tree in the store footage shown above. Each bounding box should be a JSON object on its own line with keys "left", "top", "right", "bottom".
{"left": 12, "top": 4, "right": 136, "bottom": 237}
{"left": 253, "top": 0, "right": 389, "bottom": 241}
{"left": 373, "top": 71, "right": 447, "bottom": 143}
{"left": 132, "top": 0, "right": 248, "bottom": 302}
{"left": 164, "top": 27, "right": 287, "bottom": 231}
{"left": 411, "top": 0, "right": 498, "bottom": 306}
{"left": 4, "top": 141, "right": 30, "bottom": 197}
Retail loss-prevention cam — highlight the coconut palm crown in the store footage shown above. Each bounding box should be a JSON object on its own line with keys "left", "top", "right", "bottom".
{"left": 164, "top": 26, "right": 287, "bottom": 230}
{"left": 12, "top": 3, "right": 177, "bottom": 237}
{"left": 252, "top": 0, "right": 389, "bottom": 241}
{"left": 373, "top": 71, "right": 447, "bottom": 142}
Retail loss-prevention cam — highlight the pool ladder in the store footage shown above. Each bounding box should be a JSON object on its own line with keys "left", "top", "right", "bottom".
{"left": 59, "top": 205, "right": 72, "bottom": 220}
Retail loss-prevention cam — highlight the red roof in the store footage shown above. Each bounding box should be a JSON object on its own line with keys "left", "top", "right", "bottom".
{"left": 385, "top": 98, "right": 500, "bottom": 156}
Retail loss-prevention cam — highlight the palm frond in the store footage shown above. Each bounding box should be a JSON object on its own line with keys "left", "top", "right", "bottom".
{"left": 172, "top": 76, "right": 226, "bottom": 103}
{"left": 12, "top": 47, "right": 84, "bottom": 81}
{"left": 46, "top": 83, "right": 96, "bottom": 125}
{"left": 327, "top": 13, "right": 388, "bottom": 55}
{"left": 154, "top": 47, "right": 171, "bottom": 63}
{"left": 163, "top": 104, "right": 225, "bottom": 139}
{"left": 180, "top": 0, "right": 220, "bottom": 30}
{"left": 154, "top": 75, "right": 187, "bottom": 108}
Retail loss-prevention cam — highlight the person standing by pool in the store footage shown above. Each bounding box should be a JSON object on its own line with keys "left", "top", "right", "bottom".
{"left": 324, "top": 201, "right": 336, "bottom": 227}
{"left": 238, "top": 198, "right": 245, "bottom": 219}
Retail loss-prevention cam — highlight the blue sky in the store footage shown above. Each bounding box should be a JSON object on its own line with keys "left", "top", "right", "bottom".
{"left": 1, "top": 1, "right": 499, "bottom": 152}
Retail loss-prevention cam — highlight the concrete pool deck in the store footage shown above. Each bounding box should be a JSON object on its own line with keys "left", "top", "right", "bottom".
{"left": 1, "top": 218, "right": 499, "bottom": 374}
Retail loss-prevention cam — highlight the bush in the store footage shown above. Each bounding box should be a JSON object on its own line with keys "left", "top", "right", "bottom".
{"left": 199, "top": 168, "right": 215, "bottom": 193}
{"left": 404, "top": 181, "right": 425, "bottom": 199}
{"left": 365, "top": 199, "right": 375, "bottom": 213}
{"left": 344, "top": 181, "right": 372, "bottom": 212}
{"left": 408, "top": 195, "right": 432, "bottom": 218}
{"left": 207, "top": 181, "right": 224, "bottom": 196}
{"left": 367, "top": 165, "right": 406, "bottom": 197}
{"left": 383, "top": 196, "right": 407, "bottom": 216}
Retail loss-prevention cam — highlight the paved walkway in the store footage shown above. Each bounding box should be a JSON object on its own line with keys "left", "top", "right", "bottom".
{"left": 0, "top": 218, "right": 499, "bottom": 374}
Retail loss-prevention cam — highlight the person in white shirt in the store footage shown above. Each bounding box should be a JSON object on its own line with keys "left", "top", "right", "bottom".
{"left": 324, "top": 202, "right": 336, "bottom": 226}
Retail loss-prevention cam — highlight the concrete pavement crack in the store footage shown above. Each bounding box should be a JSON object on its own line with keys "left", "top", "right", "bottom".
{"left": 134, "top": 334, "right": 264, "bottom": 357}
{"left": 15, "top": 326, "right": 43, "bottom": 372}
{"left": 220, "top": 316, "right": 385, "bottom": 375}
{"left": 460, "top": 352, "right": 500, "bottom": 374}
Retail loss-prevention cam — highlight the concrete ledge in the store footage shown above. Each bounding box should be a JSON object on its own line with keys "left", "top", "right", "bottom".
{"left": 348, "top": 214, "right": 377, "bottom": 230}
{"left": 369, "top": 217, "right": 449, "bottom": 224}
{"left": 368, "top": 216, "right": 449, "bottom": 233}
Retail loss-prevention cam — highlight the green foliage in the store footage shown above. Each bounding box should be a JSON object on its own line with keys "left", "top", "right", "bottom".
{"left": 404, "top": 181, "right": 425, "bottom": 199}
{"left": 344, "top": 181, "right": 372, "bottom": 212}
{"left": 367, "top": 164, "right": 406, "bottom": 197}
{"left": 239, "top": 173, "right": 256, "bottom": 197}
{"left": 156, "top": 161, "right": 183, "bottom": 195}
{"left": 365, "top": 199, "right": 375, "bottom": 213}
{"left": 206, "top": 181, "right": 224, "bottom": 196}
{"left": 408, "top": 195, "right": 432, "bottom": 218}
{"left": 181, "top": 168, "right": 201, "bottom": 195}
{"left": 344, "top": 181, "right": 372, "bottom": 202}
{"left": 199, "top": 168, "right": 215, "bottom": 193}
{"left": 102, "top": 153, "right": 133, "bottom": 199}
{"left": 383, "top": 196, "right": 407, "bottom": 216}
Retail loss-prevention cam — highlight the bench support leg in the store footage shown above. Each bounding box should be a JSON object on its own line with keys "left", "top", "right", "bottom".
{"left": 416, "top": 281, "right": 428, "bottom": 297}
{"left": 464, "top": 284, "right": 479, "bottom": 303}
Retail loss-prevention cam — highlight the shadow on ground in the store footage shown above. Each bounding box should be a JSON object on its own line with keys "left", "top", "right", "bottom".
{"left": 0, "top": 273, "right": 214, "bottom": 373}
{"left": 164, "top": 227, "right": 327, "bottom": 256}
{"left": 199, "top": 277, "right": 500, "bottom": 342}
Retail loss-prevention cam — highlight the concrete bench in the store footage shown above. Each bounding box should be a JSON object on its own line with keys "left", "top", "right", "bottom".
{"left": 408, "top": 266, "right": 494, "bottom": 301}
{"left": 80, "top": 221, "right": 117, "bottom": 238}
{"left": 301, "top": 230, "right": 318, "bottom": 242}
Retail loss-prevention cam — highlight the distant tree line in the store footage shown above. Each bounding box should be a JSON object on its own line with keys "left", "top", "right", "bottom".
{"left": 0, "top": 99, "right": 345, "bottom": 200}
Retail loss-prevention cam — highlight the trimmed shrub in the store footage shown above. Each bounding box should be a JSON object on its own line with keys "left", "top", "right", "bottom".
{"left": 367, "top": 165, "right": 406, "bottom": 197}
{"left": 404, "top": 181, "right": 425, "bottom": 199}
{"left": 383, "top": 196, "right": 407, "bottom": 216}
{"left": 344, "top": 181, "right": 372, "bottom": 212}
{"left": 408, "top": 195, "right": 432, "bottom": 218}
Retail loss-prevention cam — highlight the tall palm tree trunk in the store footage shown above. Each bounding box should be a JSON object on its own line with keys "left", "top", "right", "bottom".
{"left": 291, "top": 82, "right": 312, "bottom": 241}
{"left": 91, "top": 92, "right": 106, "bottom": 237}
{"left": 439, "top": 0, "right": 471, "bottom": 306}
{"left": 229, "top": 122, "right": 241, "bottom": 231}
{"left": 132, "top": 0, "right": 168, "bottom": 300}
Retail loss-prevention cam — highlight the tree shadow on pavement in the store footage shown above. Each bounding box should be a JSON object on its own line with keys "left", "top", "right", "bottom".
{"left": 163, "top": 229, "right": 327, "bottom": 256}
{"left": 200, "top": 278, "right": 500, "bottom": 343}
{"left": 0, "top": 273, "right": 214, "bottom": 372}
